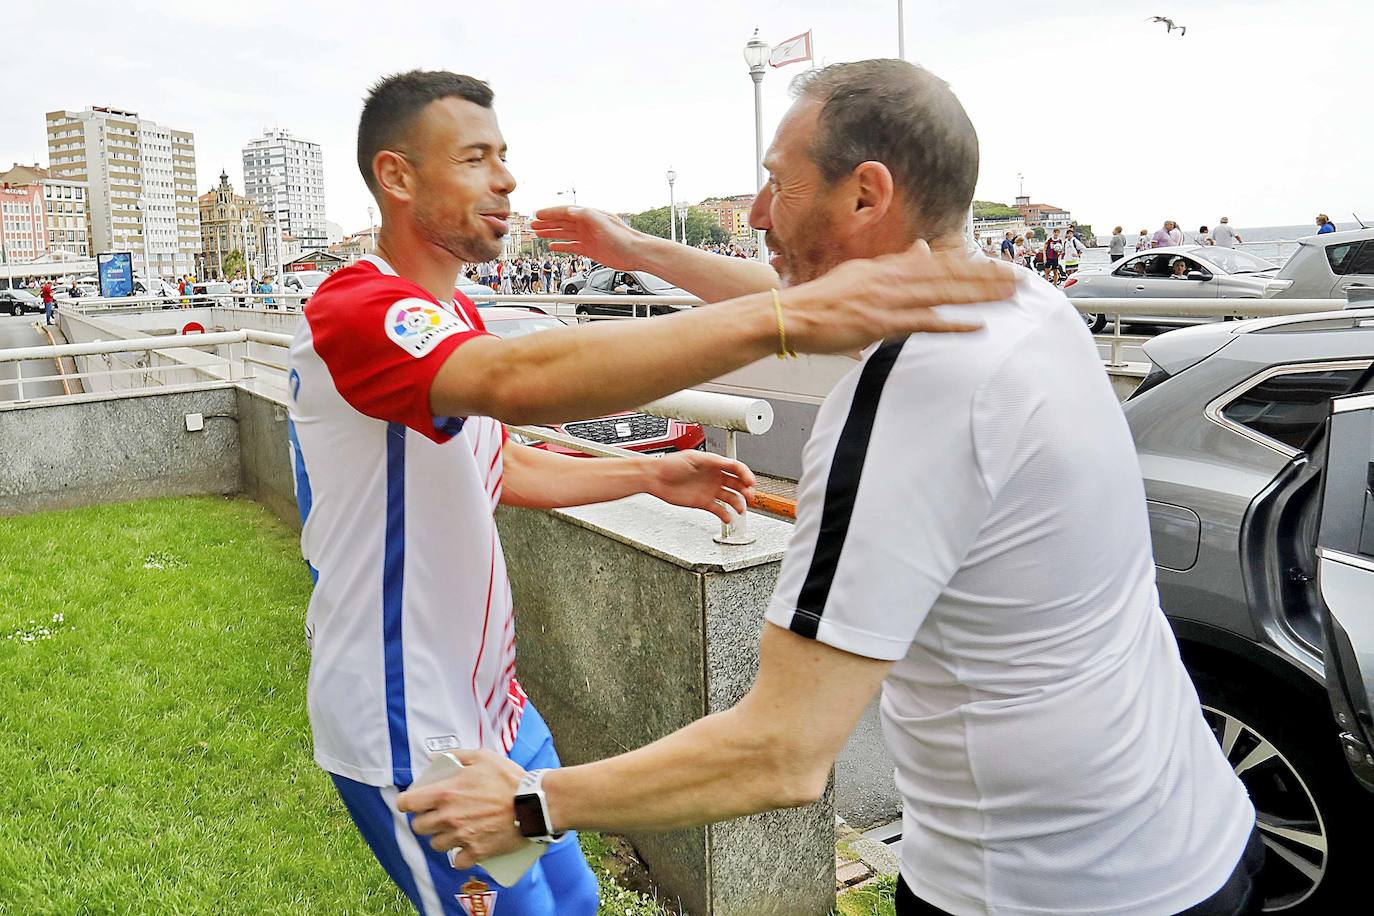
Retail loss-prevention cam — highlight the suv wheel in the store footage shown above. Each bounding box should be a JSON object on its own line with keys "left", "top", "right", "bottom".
{"left": 562, "top": 284, "right": 578, "bottom": 296}
{"left": 1081, "top": 310, "right": 1108, "bottom": 334}
{"left": 1191, "top": 667, "right": 1371, "bottom": 912}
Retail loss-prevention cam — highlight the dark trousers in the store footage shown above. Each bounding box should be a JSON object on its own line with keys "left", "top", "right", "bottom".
{"left": 1111, "top": 253, "right": 1125, "bottom": 262}
{"left": 896, "top": 826, "right": 1265, "bottom": 916}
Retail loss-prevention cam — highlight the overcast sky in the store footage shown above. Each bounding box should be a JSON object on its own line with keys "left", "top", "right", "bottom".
{"left": 2, "top": 0, "right": 1368, "bottom": 236}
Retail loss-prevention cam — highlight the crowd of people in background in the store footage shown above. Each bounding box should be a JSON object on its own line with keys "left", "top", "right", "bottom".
{"left": 460, "top": 241, "right": 758, "bottom": 295}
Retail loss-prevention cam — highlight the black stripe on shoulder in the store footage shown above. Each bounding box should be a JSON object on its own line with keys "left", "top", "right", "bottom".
{"left": 791, "top": 337, "right": 909, "bottom": 638}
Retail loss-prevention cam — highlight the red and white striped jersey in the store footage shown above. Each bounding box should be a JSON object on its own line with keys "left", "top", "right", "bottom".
{"left": 287, "top": 254, "right": 524, "bottom": 788}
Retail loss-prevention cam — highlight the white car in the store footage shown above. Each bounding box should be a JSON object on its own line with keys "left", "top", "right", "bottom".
{"left": 281, "top": 270, "right": 330, "bottom": 304}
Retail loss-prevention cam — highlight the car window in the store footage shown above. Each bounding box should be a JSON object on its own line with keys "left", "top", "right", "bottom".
{"left": 637, "top": 273, "right": 675, "bottom": 292}
{"left": 588, "top": 268, "right": 615, "bottom": 292}
{"left": 1113, "top": 255, "right": 1149, "bottom": 277}
{"left": 1192, "top": 247, "right": 1275, "bottom": 275}
{"left": 1346, "top": 241, "right": 1374, "bottom": 276}
{"left": 1221, "top": 366, "right": 1368, "bottom": 451}
{"left": 1326, "top": 242, "right": 1360, "bottom": 276}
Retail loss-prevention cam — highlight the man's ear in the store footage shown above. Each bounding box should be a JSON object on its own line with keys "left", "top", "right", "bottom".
{"left": 850, "top": 161, "right": 896, "bottom": 229}
{"left": 373, "top": 150, "right": 414, "bottom": 204}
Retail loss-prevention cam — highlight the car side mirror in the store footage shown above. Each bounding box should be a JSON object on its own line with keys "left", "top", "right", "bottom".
{"left": 1186, "top": 271, "right": 1212, "bottom": 281}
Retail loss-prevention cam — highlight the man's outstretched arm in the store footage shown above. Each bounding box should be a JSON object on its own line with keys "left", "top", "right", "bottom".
{"left": 531, "top": 206, "right": 779, "bottom": 303}
{"left": 397, "top": 623, "right": 890, "bottom": 864}
{"left": 499, "top": 441, "right": 755, "bottom": 524}
{"left": 430, "top": 239, "right": 1012, "bottom": 427}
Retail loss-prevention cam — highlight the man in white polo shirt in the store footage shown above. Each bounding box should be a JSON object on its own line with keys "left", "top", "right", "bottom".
{"left": 401, "top": 60, "right": 1262, "bottom": 916}
{"left": 291, "top": 69, "right": 1012, "bottom": 916}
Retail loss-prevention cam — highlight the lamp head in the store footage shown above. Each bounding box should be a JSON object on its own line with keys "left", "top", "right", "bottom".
{"left": 743, "top": 28, "right": 770, "bottom": 73}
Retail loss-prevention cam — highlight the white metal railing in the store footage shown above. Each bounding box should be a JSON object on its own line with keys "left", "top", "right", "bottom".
{"left": 62, "top": 292, "right": 312, "bottom": 314}
{"left": 1068, "top": 297, "right": 1366, "bottom": 367}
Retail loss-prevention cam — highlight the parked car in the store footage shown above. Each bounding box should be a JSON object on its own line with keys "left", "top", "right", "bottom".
{"left": 1066, "top": 246, "right": 1288, "bottom": 332}
{"left": 559, "top": 263, "right": 601, "bottom": 296}
{"left": 133, "top": 277, "right": 180, "bottom": 303}
{"left": 0, "top": 288, "right": 42, "bottom": 316}
{"left": 1123, "top": 307, "right": 1374, "bottom": 912}
{"left": 281, "top": 270, "right": 331, "bottom": 304}
{"left": 1271, "top": 227, "right": 1374, "bottom": 300}
{"left": 482, "top": 307, "right": 704, "bottom": 454}
{"left": 574, "top": 268, "right": 692, "bottom": 319}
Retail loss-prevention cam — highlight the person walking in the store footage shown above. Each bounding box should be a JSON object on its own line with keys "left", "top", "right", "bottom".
{"left": 40, "top": 280, "right": 56, "bottom": 325}
{"left": 1198, "top": 225, "right": 1213, "bottom": 245}
{"left": 1152, "top": 221, "right": 1172, "bottom": 248}
{"left": 1168, "top": 220, "right": 1184, "bottom": 246}
{"left": 1061, "top": 227, "right": 1085, "bottom": 276}
{"left": 1136, "top": 228, "right": 1151, "bottom": 251}
{"left": 1212, "top": 216, "right": 1241, "bottom": 248}
{"left": 290, "top": 67, "right": 1010, "bottom": 916}
{"left": 1108, "top": 226, "right": 1127, "bottom": 262}
{"left": 1043, "top": 228, "right": 1064, "bottom": 282}
{"left": 406, "top": 59, "right": 1263, "bottom": 916}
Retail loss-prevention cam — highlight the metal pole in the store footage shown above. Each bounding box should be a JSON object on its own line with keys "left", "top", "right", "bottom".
{"left": 751, "top": 70, "right": 766, "bottom": 263}
{"left": 898, "top": 0, "right": 906, "bottom": 60}
{"left": 714, "top": 429, "right": 755, "bottom": 545}
{"left": 669, "top": 176, "right": 676, "bottom": 244}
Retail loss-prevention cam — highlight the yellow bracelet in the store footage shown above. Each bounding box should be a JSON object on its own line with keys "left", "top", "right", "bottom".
{"left": 771, "top": 288, "right": 797, "bottom": 359}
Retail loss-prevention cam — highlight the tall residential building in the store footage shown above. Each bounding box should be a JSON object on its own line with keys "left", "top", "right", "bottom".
{"left": 0, "top": 163, "right": 91, "bottom": 262}
{"left": 44, "top": 106, "right": 200, "bottom": 277}
{"left": 197, "top": 170, "right": 268, "bottom": 280}
{"left": 241, "top": 128, "right": 327, "bottom": 253}
{"left": 698, "top": 194, "right": 756, "bottom": 242}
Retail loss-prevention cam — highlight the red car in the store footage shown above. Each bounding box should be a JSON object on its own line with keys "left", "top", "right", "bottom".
{"left": 480, "top": 308, "right": 705, "bottom": 456}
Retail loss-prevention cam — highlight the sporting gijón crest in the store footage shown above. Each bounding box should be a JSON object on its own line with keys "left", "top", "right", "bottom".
{"left": 456, "top": 877, "right": 497, "bottom": 915}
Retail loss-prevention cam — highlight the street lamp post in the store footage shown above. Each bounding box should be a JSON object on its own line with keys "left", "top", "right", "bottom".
{"left": 666, "top": 169, "right": 677, "bottom": 244}
{"left": 898, "top": 0, "right": 906, "bottom": 60}
{"left": 743, "top": 29, "right": 771, "bottom": 263}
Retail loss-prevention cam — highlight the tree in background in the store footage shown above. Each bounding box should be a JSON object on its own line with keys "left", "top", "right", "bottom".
{"left": 972, "top": 200, "right": 1021, "bottom": 220}
{"left": 222, "top": 249, "right": 246, "bottom": 279}
{"left": 628, "top": 207, "right": 729, "bottom": 246}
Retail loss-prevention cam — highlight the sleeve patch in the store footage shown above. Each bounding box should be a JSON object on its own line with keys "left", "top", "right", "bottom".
{"left": 384, "top": 298, "right": 470, "bottom": 357}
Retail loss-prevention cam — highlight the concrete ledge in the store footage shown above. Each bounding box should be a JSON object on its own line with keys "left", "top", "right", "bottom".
{"left": 0, "top": 386, "right": 240, "bottom": 516}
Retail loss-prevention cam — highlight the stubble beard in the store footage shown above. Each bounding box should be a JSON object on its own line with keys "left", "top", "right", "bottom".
{"left": 414, "top": 200, "right": 502, "bottom": 263}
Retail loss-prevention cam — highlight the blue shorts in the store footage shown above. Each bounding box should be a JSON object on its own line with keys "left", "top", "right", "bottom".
{"left": 330, "top": 704, "right": 599, "bottom": 916}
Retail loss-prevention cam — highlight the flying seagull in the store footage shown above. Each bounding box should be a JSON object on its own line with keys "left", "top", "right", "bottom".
{"left": 1146, "top": 15, "right": 1187, "bottom": 36}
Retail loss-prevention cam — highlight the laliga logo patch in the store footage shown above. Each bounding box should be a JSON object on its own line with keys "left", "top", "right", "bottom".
{"left": 385, "top": 297, "right": 464, "bottom": 357}
{"left": 456, "top": 878, "right": 498, "bottom": 915}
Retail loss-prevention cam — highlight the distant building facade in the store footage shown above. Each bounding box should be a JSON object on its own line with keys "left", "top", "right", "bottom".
{"left": 242, "top": 128, "right": 327, "bottom": 253}
{"left": 1014, "top": 194, "right": 1073, "bottom": 235}
{"left": 0, "top": 163, "right": 88, "bottom": 262}
{"left": 698, "top": 194, "right": 756, "bottom": 242}
{"left": 197, "top": 170, "right": 266, "bottom": 280}
{"left": 45, "top": 106, "right": 199, "bottom": 277}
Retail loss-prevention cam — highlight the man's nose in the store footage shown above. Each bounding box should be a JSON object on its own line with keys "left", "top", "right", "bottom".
{"left": 493, "top": 160, "right": 516, "bottom": 196}
{"left": 749, "top": 184, "right": 772, "bottom": 230}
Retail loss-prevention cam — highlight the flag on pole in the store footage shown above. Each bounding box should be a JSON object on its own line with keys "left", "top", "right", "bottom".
{"left": 769, "top": 30, "right": 813, "bottom": 68}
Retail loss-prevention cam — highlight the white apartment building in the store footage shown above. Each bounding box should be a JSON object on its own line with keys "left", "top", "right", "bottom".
{"left": 45, "top": 107, "right": 200, "bottom": 278}
{"left": 241, "top": 129, "right": 327, "bottom": 253}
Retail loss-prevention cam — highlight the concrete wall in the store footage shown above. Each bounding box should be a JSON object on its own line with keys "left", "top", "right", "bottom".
{"left": 498, "top": 497, "right": 833, "bottom": 916}
{"left": 236, "top": 386, "right": 299, "bottom": 528}
{"left": 0, "top": 384, "right": 240, "bottom": 516}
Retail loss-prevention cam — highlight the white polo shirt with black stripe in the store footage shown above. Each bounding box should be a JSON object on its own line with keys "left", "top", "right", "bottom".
{"left": 764, "top": 271, "right": 1254, "bottom": 915}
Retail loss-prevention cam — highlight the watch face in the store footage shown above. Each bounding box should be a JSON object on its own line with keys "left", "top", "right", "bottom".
{"left": 513, "top": 793, "right": 549, "bottom": 838}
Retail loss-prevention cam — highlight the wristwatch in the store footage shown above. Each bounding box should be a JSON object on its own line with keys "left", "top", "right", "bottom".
{"left": 513, "top": 769, "right": 566, "bottom": 844}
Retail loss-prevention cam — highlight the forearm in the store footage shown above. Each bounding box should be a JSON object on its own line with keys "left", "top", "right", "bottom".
{"left": 543, "top": 706, "right": 825, "bottom": 834}
{"left": 635, "top": 234, "right": 780, "bottom": 303}
{"left": 500, "top": 444, "right": 653, "bottom": 509}
{"left": 439, "top": 290, "right": 781, "bottom": 426}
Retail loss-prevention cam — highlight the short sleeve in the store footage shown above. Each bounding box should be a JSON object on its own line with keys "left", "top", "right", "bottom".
{"left": 306, "top": 270, "right": 488, "bottom": 443}
{"left": 764, "top": 338, "right": 994, "bottom": 661}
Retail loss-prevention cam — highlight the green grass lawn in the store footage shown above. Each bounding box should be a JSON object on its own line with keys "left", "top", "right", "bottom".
{"left": 0, "top": 496, "right": 671, "bottom": 915}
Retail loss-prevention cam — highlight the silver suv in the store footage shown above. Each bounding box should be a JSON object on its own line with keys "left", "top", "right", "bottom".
{"left": 1123, "top": 308, "right": 1374, "bottom": 912}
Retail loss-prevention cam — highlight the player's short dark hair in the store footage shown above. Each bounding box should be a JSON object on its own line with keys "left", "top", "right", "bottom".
{"left": 357, "top": 70, "right": 494, "bottom": 194}
{"left": 790, "top": 60, "right": 978, "bottom": 237}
